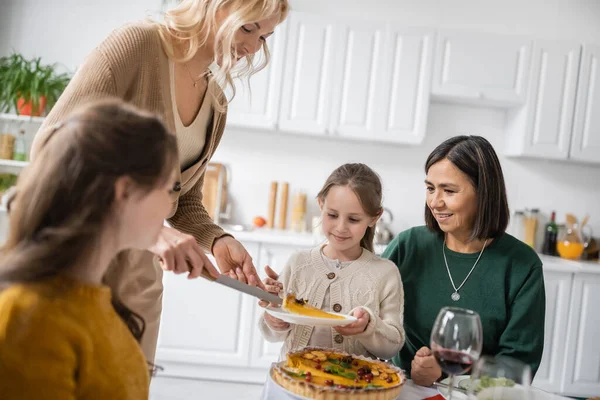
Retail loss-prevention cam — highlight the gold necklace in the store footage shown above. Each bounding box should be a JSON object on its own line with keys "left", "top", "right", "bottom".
{"left": 183, "top": 63, "right": 209, "bottom": 88}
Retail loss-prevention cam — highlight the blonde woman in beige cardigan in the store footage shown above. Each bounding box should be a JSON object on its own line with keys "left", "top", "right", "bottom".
{"left": 31, "top": 0, "right": 289, "bottom": 363}
{"left": 258, "top": 164, "right": 405, "bottom": 361}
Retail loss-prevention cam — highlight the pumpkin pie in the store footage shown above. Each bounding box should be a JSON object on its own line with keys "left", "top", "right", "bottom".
{"left": 270, "top": 347, "right": 405, "bottom": 399}
{"left": 283, "top": 294, "right": 346, "bottom": 320}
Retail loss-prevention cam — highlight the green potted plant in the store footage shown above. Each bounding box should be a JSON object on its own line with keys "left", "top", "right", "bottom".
{"left": 0, "top": 53, "right": 71, "bottom": 116}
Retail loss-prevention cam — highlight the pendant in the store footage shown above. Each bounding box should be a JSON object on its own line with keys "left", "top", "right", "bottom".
{"left": 451, "top": 292, "right": 460, "bottom": 301}
{"left": 194, "top": 82, "right": 198, "bottom": 88}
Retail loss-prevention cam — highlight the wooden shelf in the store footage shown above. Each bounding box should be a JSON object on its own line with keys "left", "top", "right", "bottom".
{"left": 0, "top": 159, "right": 29, "bottom": 170}
{"left": 0, "top": 113, "right": 45, "bottom": 123}
{"left": 0, "top": 159, "right": 29, "bottom": 175}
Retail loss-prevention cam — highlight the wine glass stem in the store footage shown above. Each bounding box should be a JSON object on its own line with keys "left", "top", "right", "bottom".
{"left": 447, "top": 374, "right": 455, "bottom": 400}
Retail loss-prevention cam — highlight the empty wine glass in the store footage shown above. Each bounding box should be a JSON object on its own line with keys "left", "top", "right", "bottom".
{"left": 431, "top": 307, "right": 483, "bottom": 400}
{"left": 467, "top": 355, "right": 533, "bottom": 400}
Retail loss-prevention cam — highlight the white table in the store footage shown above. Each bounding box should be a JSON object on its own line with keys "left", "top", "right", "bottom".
{"left": 261, "top": 371, "right": 438, "bottom": 399}
{"left": 261, "top": 371, "right": 572, "bottom": 400}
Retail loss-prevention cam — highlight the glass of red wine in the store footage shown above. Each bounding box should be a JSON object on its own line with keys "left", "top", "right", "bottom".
{"left": 431, "top": 307, "right": 483, "bottom": 400}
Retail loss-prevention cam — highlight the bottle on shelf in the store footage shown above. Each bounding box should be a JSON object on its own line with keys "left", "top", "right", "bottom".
{"left": 508, "top": 210, "right": 525, "bottom": 242}
{"left": 13, "top": 129, "right": 27, "bottom": 161}
{"left": 0, "top": 131, "right": 15, "bottom": 161}
{"left": 541, "top": 211, "right": 559, "bottom": 256}
{"left": 523, "top": 208, "right": 540, "bottom": 248}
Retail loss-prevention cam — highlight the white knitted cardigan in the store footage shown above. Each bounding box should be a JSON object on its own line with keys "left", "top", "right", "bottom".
{"left": 258, "top": 246, "right": 405, "bottom": 361}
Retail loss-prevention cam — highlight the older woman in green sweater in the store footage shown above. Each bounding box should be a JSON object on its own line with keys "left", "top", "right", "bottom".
{"left": 382, "top": 135, "right": 545, "bottom": 387}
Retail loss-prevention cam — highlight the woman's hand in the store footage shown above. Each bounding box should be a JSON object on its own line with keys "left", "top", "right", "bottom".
{"left": 334, "top": 308, "right": 370, "bottom": 336}
{"left": 148, "top": 226, "right": 219, "bottom": 279}
{"left": 213, "top": 235, "right": 265, "bottom": 289}
{"left": 411, "top": 346, "right": 442, "bottom": 387}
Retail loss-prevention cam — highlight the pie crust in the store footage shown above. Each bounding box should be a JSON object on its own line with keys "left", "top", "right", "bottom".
{"left": 270, "top": 347, "right": 405, "bottom": 400}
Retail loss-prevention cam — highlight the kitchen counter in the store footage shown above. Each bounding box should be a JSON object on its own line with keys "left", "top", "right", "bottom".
{"left": 227, "top": 227, "right": 600, "bottom": 273}
{"left": 539, "top": 254, "right": 600, "bottom": 273}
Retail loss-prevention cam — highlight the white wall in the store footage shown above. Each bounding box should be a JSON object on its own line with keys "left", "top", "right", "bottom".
{"left": 0, "top": 0, "right": 162, "bottom": 71}
{"left": 2, "top": 0, "right": 600, "bottom": 245}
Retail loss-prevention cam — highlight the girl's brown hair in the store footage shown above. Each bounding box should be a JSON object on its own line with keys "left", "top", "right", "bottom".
{"left": 0, "top": 99, "right": 178, "bottom": 344}
{"left": 317, "top": 163, "right": 383, "bottom": 253}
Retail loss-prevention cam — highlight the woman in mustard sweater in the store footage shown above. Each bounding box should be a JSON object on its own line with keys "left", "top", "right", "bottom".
{"left": 0, "top": 100, "right": 179, "bottom": 399}
{"left": 32, "top": 0, "right": 289, "bottom": 363}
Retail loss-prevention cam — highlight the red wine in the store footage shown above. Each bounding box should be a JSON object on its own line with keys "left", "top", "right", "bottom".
{"left": 433, "top": 349, "right": 474, "bottom": 375}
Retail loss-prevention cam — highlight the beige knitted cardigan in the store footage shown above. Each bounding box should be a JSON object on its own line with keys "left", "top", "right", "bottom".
{"left": 259, "top": 247, "right": 406, "bottom": 361}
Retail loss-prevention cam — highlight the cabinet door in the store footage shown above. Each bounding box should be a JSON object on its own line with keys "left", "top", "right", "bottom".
{"left": 432, "top": 30, "right": 531, "bottom": 106}
{"left": 330, "top": 24, "right": 433, "bottom": 144}
{"left": 249, "top": 242, "right": 313, "bottom": 368}
{"left": 570, "top": 44, "right": 600, "bottom": 164}
{"left": 376, "top": 27, "right": 434, "bottom": 144}
{"left": 563, "top": 273, "right": 600, "bottom": 397}
{"left": 156, "top": 242, "right": 260, "bottom": 374}
{"left": 510, "top": 41, "right": 581, "bottom": 159}
{"left": 226, "top": 22, "right": 288, "bottom": 130}
{"left": 278, "top": 12, "right": 340, "bottom": 135}
{"left": 532, "top": 270, "right": 573, "bottom": 393}
{"left": 328, "top": 21, "right": 385, "bottom": 139}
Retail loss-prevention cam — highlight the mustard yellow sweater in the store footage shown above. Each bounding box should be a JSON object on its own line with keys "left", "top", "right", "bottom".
{"left": 0, "top": 275, "right": 149, "bottom": 399}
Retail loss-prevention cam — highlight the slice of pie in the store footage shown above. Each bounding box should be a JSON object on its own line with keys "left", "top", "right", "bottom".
{"left": 270, "top": 347, "right": 405, "bottom": 399}
{"left": 283, "top": 294, "right": 346, "bottom": 320}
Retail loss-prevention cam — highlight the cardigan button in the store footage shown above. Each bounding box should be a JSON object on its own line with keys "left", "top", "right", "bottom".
{"left": 327, "top": 272, "right": 336, "bottom": 280}
{"left": 334, "top": 334, "right": 344, "bottom": 344}
{"left": 333, "top": 303, "right": 342, "bottom": 313}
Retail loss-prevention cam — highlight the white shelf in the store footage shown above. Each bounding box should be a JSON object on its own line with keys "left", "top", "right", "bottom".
{"left": 0, "top": 113, "right": 45, "bottom": 123}
{"left": 0, "top": 159, "right": 28, "bottom": 169}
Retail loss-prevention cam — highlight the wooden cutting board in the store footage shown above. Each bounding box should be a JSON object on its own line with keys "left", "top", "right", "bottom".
{"left": 201, "top": 162, "right": 227, "bottom": 219}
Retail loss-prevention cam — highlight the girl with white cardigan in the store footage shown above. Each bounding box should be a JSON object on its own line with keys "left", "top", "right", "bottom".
{"left": 258, "top": 163, "right": 405, "bottom": 361}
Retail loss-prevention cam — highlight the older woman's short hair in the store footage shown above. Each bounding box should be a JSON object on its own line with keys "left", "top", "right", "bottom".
{"left": 424, "top": 135, "right": 510, "bottom": 240}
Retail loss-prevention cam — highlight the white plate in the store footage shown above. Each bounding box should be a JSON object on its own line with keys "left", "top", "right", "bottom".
{"left": 437, "top": 375, "right": 470, "bottom": 400}
{"left": 265, "top": 306, "right": 357, "bottom": 327}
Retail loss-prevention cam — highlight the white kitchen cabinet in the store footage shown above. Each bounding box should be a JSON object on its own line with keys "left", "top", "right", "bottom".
{"left": 277, "top": 11, "right": 434, "bottom": 144}
{"left": 330, "top": 24, "right": 434, "bottom": 144}
{"left": 532, "top": 270, "right": 573, "bottom": 393}
{"left": 156, "top": 242, "right": 264, "bottom": 383}
{"left": 570, "top": 44, "right": 600, "bottom": 164}
{"left": 278, "top": 12, "right": 340, "bottom": 135}
{"left": 249, "top": 242, "right": 313, "bottom": 369}
{"left": 376, "top": 27, "right": 434, "bottom": 144}
{"left": 506, "top": 40, "right": 581, "bottom": 159}
{"left": 328, "top": 21, "right": 387, "bottom": 139}
{"left": 563, "top": 273, "right": 600, "bottom": 398}
{"left": 226, "top": 22, "right": 288, "bottom": 130}
{"left": 156, "top": 239, "right": 313, "bottom": 383}
{"left": 432, "top": 30, "right": 531, "bottom": 107}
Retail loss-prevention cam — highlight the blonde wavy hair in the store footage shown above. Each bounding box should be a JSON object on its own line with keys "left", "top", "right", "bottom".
{"left": 157, "top": 0, "right": 289, "bottom": 110}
